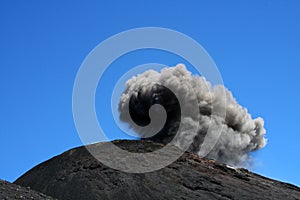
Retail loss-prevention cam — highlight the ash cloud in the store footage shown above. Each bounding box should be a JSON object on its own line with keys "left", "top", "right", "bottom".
{"left": 118, "top": 64, "right": 266, "bottom": 166}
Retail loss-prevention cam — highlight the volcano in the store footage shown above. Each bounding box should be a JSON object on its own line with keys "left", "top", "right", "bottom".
{"left": 13, "top": 140, "right": 300, "bottom": 200}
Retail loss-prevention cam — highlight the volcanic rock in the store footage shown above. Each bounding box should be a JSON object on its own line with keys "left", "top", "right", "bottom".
{"left": 0, "top": 179, "right": 56, "bottom": 199}
{"left": 14, "top": 140, "right": 300, "bottom": 200}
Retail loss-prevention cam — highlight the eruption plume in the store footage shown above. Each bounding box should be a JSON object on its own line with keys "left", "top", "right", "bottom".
{"left": 118, "top": 64, "right": 266, "bottom": 166}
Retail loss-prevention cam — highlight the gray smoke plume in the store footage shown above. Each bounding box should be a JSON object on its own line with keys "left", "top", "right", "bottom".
{"left": 118, "top": 64, "right": 266, "bottom": 166}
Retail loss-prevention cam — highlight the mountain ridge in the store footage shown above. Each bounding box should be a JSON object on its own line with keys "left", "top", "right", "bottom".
{"left": 14, "top": 140, "right": 300, "bottom": 200}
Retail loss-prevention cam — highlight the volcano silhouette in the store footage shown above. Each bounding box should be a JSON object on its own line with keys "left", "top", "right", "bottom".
{"left": 12, "top": 140, "right": 300, "bottom": 200}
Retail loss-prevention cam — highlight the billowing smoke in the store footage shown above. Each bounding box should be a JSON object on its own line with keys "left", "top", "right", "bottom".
{"left": 119, "top": 64, "right": 266, "bottom": 167}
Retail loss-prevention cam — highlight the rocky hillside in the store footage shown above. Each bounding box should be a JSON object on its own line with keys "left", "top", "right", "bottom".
{"left": 0, "top": 179, "right": 56, "bottom": 199}
{"left": 14, "top": 140, "right": 300, "bottom": 200}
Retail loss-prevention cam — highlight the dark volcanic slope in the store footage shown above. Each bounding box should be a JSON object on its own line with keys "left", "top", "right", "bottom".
{"left": 15, "top": 140, "right": 300, "bottom": 200}
{"left": 0, "top": 179, "right": 56, "bottom": 200}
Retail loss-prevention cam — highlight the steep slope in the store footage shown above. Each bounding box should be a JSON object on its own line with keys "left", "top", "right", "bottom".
{"left": 0, "top": 179, "right": 56, "bottom": 199}
{"left": 15, "top": 140, "right": 300, "bottom": 200}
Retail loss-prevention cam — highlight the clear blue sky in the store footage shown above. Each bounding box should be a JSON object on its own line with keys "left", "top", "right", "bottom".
{"left": 1, "top": 0, "right": 299, "bottom": 186}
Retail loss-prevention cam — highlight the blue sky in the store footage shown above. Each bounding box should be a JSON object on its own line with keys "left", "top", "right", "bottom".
{"left": 1, "top": 0, "right": 300, "bottom": 186}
